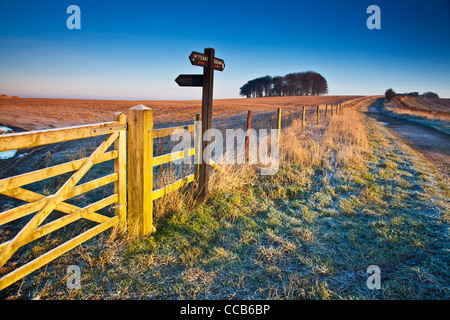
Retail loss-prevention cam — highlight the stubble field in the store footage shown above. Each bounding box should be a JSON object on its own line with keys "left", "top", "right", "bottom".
{"left": 0, "top": 96, "right": 360, "bottom": 131}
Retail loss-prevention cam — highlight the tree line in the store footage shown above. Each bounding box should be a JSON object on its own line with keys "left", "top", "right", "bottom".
{"left": 239, "top": 71, "right": 328, "bottom": 98}
{"left": 385, "top": 88, "right": 440, "bottom": 102}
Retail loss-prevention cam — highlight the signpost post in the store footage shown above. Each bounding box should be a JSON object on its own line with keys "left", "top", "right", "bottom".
{"left": 175, "top": 47, "right": 225, "bottom": 200}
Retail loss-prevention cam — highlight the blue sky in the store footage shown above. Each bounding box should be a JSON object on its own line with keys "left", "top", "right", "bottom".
{"left": 0, "top": 0, "right": 449, "bottom": 99}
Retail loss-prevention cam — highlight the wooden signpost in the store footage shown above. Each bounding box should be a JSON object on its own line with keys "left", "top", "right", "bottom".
{"left": 175, "top": 48, "right": 225, "bottom": 199}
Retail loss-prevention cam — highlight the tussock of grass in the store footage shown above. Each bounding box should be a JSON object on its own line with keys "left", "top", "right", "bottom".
{"left": 280, "top": 108, "right": 368, "bottom": 169}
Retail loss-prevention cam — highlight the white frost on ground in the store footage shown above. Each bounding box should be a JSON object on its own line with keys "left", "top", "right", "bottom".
{"left": 0, "top": 125, "right": 17, "bottom": 159}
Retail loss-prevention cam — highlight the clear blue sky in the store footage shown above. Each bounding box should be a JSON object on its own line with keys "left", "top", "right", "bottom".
{"left": 1, "top": 0, "right": 449, "bottom": 99}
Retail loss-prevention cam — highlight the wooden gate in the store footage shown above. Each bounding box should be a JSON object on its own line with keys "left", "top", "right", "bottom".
{"left": 0, "top": 112, "right": 127, "bottom": 291}
{"left": 0, "top": 103, "right": 285, "bottom": 291}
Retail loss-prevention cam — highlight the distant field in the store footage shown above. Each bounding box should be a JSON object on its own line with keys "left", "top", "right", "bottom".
{"left": 0, "top": 96, "right": 360, "bottom": 130}
{"left": 397, "top": 96, "right": 450, "bottom": 112}
{"left": 399, "top": 96, "right": 433, "bottom": 111}
{"left": 416, "top": 97, "right": 450, "bottom": 112}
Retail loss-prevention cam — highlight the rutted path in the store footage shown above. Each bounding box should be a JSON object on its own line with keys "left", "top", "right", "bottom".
{"left": 364, "top": 98, "right": 450, "bottom": 181}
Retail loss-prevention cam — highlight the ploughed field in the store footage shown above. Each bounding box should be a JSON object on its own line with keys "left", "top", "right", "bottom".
{"left": 0, "top": 96, "right": 360, "bottom": 131}
{"left": 398, "top": 96, "right": 450, "bottom": 112}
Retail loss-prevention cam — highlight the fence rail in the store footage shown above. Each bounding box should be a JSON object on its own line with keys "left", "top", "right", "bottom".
{"left": 0, "top": 121, "right": 127, "bottom": 153}
{"left": 0, "top": 96, "right": 365, "bottom": 291}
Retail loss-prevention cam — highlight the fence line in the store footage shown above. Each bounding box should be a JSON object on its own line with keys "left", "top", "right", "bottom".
{"left": 0, "top": 96, "right": 365, "bottom": 291}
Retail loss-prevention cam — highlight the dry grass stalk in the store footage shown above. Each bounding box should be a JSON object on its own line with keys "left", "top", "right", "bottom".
{"left": 280, "top": 108, "right": 368, "bottom": 168}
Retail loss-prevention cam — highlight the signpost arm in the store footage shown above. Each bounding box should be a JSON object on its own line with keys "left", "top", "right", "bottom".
{"left": 198, "top": 48, "right": 215, "bottom": 199}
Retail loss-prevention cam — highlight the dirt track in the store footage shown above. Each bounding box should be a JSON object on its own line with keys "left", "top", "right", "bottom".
{"left": 365, "top": 98, "right": 450, "bottom": 181}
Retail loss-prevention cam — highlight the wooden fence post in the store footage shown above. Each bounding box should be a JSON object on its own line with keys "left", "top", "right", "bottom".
{"left": 331, "top": 104, "right": 334, "bottom": 117}
{"left": 198, "top": 48, "right": 215, "bottom": 200}
{"left": 127, "top": 105, "right": 154, "bottom": 236}
{"left": 302, "top": 106, "right": 305, "bottom": 129}
{"left": 316, "top": 105, "right": 320, "bottom": 124}
{"left": 245, "top": 110, "right": 252, "bottom": 160}
{"left": 194, "top": 113, "right": 201, "bottom": 183}
{"left": 277, "top": 108, "right": 282, "bottom": 145}
{"left": 113, "top": 112, "right": 127, "bottom": 232}
{"left": 325, "top": 104, "right": 328, "bottom": 121}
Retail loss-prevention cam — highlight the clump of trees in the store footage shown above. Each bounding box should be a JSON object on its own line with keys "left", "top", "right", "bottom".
{"left": 239, "top": 71, "right": 328, "bottom": 98}
{"left": 385, "top": 89, "right": 440, "bottom": 102}
{"left": 422, "top": 92, "right": 439, "bottom": 99}
{"left": 401, "top": 92, "right": 419, "bottom": 97}
{"left": 385, "top": 88, "right": 396, "bottom": 102}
